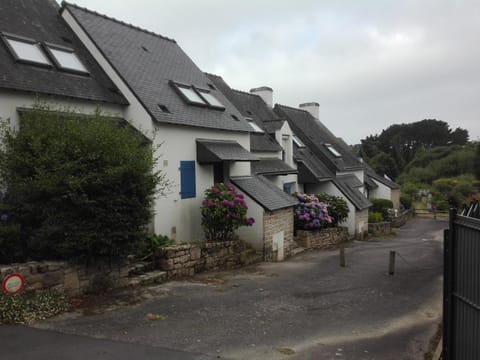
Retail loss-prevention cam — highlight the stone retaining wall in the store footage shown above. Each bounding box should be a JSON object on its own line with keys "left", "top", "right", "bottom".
{"left": 391, "top": 209, "right": 414, "bottom": 227}
{"left": 0, "top": 260, "right": 151, "bottom": 295}
{"left": 263, "top": 207, "right": 295, "bottom": 261}
{"left": 155, "top": 240, "right": 260, "bottom": 279}
{"left": 368, "top": 221, "right": 392, "bottom": 236}
{"left": 295, "top": 227, "right": 349, "bottom": 249}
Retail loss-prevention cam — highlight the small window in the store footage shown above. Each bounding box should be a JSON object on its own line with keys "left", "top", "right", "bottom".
{"left": 180, "top": 161, "right": 196, "bottom": 199}
{"left": 158, "top": 104, "right": 171, "bottom": 113}
{"left": 292, "top": 134, "right": 305, "bottom": 148}
{"left": 231, "top": 114, "right": 239, "bottom": 121}
{"left": 45, "top": 45, "right": 88, "bottom": 74}
{"left": 2, "top": 33, "right": 51, "bottom": 66}
{"left": 246, "top": 118, "right": 263, "bottom": 133}
{"left": 170, "top": 81, "right": 225, "bottom": 110}
{"left": 325, "top": 144, "right": 341, "bottom": 157}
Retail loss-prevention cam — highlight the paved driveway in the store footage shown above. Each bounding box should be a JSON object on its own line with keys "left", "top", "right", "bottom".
{"left": 30, "top": 218, "right": 445, "bottom": 360}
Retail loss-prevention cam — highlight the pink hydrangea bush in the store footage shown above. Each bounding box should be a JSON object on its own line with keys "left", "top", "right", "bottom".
{"left": 294, "top": 193, "right": 332, "bottom": 230}
{"left": 201, "top": 183, "right": 255, "bottom": 241}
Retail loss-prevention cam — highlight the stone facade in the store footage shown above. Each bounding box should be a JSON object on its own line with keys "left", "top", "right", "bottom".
{"left": 355, "top": 209, "right": 369, "bottom": 240}
{"left": 295, "top": 227, "right": 349, "bottom": 249}
{"left": 263, "top": 207, "right": 295, "bottom": 261}
{"left": 155, "top": 240, "right": 261, "bottom": 279}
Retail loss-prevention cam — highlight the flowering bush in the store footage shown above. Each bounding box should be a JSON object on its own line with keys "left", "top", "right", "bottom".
{"left": 201, "top": 183, "right": 254, "bottom": 241}
{"left": 294, "top": 193, "right": 332, "bottom": 230}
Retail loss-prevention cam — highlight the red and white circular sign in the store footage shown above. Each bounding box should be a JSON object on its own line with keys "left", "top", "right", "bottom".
{"left": 2, "top": 273, "right": 25, "bottom": 295}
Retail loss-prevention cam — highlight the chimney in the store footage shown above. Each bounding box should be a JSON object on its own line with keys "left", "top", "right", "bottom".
{"left": 299, "top": 102, "right": 320, "bottom": 120}
{"left": 250, "top": 86, "right": 273, "bottom": 108}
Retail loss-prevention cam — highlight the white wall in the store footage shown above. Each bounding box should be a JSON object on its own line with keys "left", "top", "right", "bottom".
{"left": 305, "top": 181, "right": 356, "bottom": 236}
{"left": 370, "top": 179, "right": 392, "bottom": 202}
{"left": 235, "top": 193, "right": 264, "bottom": 250}
{"left": 0, "top": 90, "right": 124, "bottom": 130}
{"left": 153, "top": 124, "right": 251, "bottom": 242}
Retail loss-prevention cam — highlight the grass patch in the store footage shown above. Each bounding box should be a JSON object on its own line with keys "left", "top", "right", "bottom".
{"left": 0, "top": 290, "right": 70, "bottom": 324}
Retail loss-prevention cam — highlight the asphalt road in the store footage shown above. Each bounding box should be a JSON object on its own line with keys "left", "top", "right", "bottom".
{"left": 10, "top": 218, "right": 446, "bottom": 360}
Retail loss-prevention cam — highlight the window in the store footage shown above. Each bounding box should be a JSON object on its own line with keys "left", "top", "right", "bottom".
{"left": 283, "top": 182, "right": 295, "bottom": 195}
{"left": 325, "top": 144, "right": 341, "bottom": 157}
{"left": 197, "top": 90, "right": 224, "bottom": 109}
{"left": 170, "top": 81, "right": 225, "bottom": 109}
{"left": 180, "top": 161, "right": 196, "bottom": 199}
{"left": 292, "top": 134, "right": 305, "bottom": 148}
{"left": 178, "top": 85, "right": 206, "bottom": 105}
{"left": 44, "top": 44, "right": 88, "bottom": 74}
{"left": 2, "top": 33, "right": 51, "bottom": 66}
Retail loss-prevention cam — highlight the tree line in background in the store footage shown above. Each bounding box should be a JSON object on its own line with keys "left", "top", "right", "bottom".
{"left": 359, "top": 119, "right": 469, "bottom": 180}
{"left": 358, "top": 119, "right": 480, "bottom": 210}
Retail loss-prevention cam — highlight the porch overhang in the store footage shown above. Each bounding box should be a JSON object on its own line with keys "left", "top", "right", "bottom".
{"left": 196, "top": 139, "right": 258, "bottom": 164}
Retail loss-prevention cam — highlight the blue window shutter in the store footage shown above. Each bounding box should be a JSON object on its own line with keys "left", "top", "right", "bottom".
{"left": 180, "top": 161, "right": 196, "bottom": 199}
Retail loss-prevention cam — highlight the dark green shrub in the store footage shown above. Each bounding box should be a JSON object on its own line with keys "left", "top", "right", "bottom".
{"left": 370, "top": 198, "right": 394, "bottom": 220}
{"left": 368, "top": 212, "right": 383, "bottom": 223}
{"left": 400, "top": 194, "right": 412, "bottom": 209}
{"left": 0, "top": 104, "right": 168, "bottom": 264}
{"left": 315, "top": 193, "right": 349, "bottom": 226}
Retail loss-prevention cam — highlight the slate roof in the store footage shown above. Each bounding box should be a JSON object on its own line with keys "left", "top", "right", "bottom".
{"left": 364, "top": 175, "right": 379, "bottom": 190}
{"left": 0, "top": 0, "right": 127, "bottom": 105}
{"left": 293, "top": 145, "right": 333, "bottom": 183}
{"left": 63, "top": 3, "right": 252, "bottom": 132}
{"left": 274, "top": 104, "right": 364, "bottom": 173}
{"left": 206, "top": 73, "right": 283, "bottom": 152}
{"left": 337, "top": 174, "right": 363, "bottom": 188}
{"left": 252, "top": 158, "right": 297, "bottom": 176}
{"left": 364, "top": 163, "right": 401, "bottom": 190}
{"left": 333, "top": 174, "right": 372, "bottom": 210}
{"left": 196, "top": 139, "right": 258, "bottom": 163}
{"left": 230, "top": 175, "right": 298, "bottom": 211}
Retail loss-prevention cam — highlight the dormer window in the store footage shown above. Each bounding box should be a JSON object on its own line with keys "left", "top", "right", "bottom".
{"left": 170, "top": 81, "right": 225, "bottom": 110}
{"left": 325, "top": 144, "right": 341, "bottom": 157}
{"left": 44, "top": 44, "right": 89, "bottom": 74}
{"left": 2, "top": 33, "right": 51, "bottom": 67}
{"left": 246, "top": 118, "right": 263, "bottom": 133}
{"left": 292, "top": 134, "right": 305, "bottom": 148}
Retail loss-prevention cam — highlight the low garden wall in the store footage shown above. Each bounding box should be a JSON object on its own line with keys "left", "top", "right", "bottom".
{"left": 155, "top": 240, "right": 260, "bottom": 279}
{"left": 295, "top": 227, "right": 349, "bottom": 249}
{"left": 0, "top": 240, "right": 264, "bottom": 294}
{"left": 391, "top": 209, "right": 414, "bottom": 227}
{"left": 0, "top": 259, "right": 156, "bottom": 296}
{"left": 368, "top": 221, "right": 392, "bottom": 236}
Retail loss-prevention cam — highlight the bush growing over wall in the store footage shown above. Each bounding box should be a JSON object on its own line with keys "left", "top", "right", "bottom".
{"left": 0, "top": 104, "right": 168, "bottom": 264}
{"left": 294, "top": 193, "right": 332, "bottom": 230}
{"left": 370, "top": 198, "right": 394, "bottom": 220}
{"left": 201, "top": 183, "right": 254, "bottom": 241}
{"left": 368, "top": 212, "right": 383, "bottom": 223}
{"left": 400, "top": 194, "right": 412, "bottom": 209}
{"left": 315, "top": 193, "right": 349, "bottom": 226}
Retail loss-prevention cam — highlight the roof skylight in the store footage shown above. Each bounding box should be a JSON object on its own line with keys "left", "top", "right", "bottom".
{"left": 198, "top": 90, "right": 224, "bottom": 108}
{"left": 2, "top": 34, "right": 51, "bottom": 66}
{"left": 170, "top": 81, "right": 225, "bottom": 110}
{"left": 325, "top": 144, "right": 341, "bottom": 157}
{"left": 45, "top": 45, "right": 88, "bottom": 74}
{"left": 177, "top": 85, "right": 206, "bottom": 105}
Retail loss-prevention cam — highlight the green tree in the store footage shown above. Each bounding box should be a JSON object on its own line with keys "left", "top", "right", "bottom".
{"left": 368, "top": 151, "right": 399, "bottom": 179}
{"left": 475, "top": 143, "right": 480, "bottom": 180}
{"left": 0, "top": 104, "right": 168, "bottom": 264}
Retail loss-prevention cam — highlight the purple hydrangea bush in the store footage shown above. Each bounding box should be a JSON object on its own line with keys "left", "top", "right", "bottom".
{"left": 201, "top": 183, "right": 255, "bottom": 241}
{"left": 294, "top": 193, "right": 332, "bottom": 230}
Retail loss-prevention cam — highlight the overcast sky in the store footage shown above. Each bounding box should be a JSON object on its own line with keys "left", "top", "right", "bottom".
{"left": 65, "top": 0, "right": 480, "bottom": 144}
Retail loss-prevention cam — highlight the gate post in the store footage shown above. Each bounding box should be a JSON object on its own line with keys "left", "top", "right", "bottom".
{"left": 443, "top": 208, "right": 456, "bottom": 360}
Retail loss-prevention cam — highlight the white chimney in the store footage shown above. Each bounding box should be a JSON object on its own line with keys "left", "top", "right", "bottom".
{"left": 299, "top": 102, "right": 320, "bottom": 120}
{"left": 250, "top": 86, "right": 273, "bottom": 108}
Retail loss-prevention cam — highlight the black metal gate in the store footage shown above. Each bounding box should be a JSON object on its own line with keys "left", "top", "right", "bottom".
{"left": 443, "top": 207, "right": 480, "bottom": 360}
